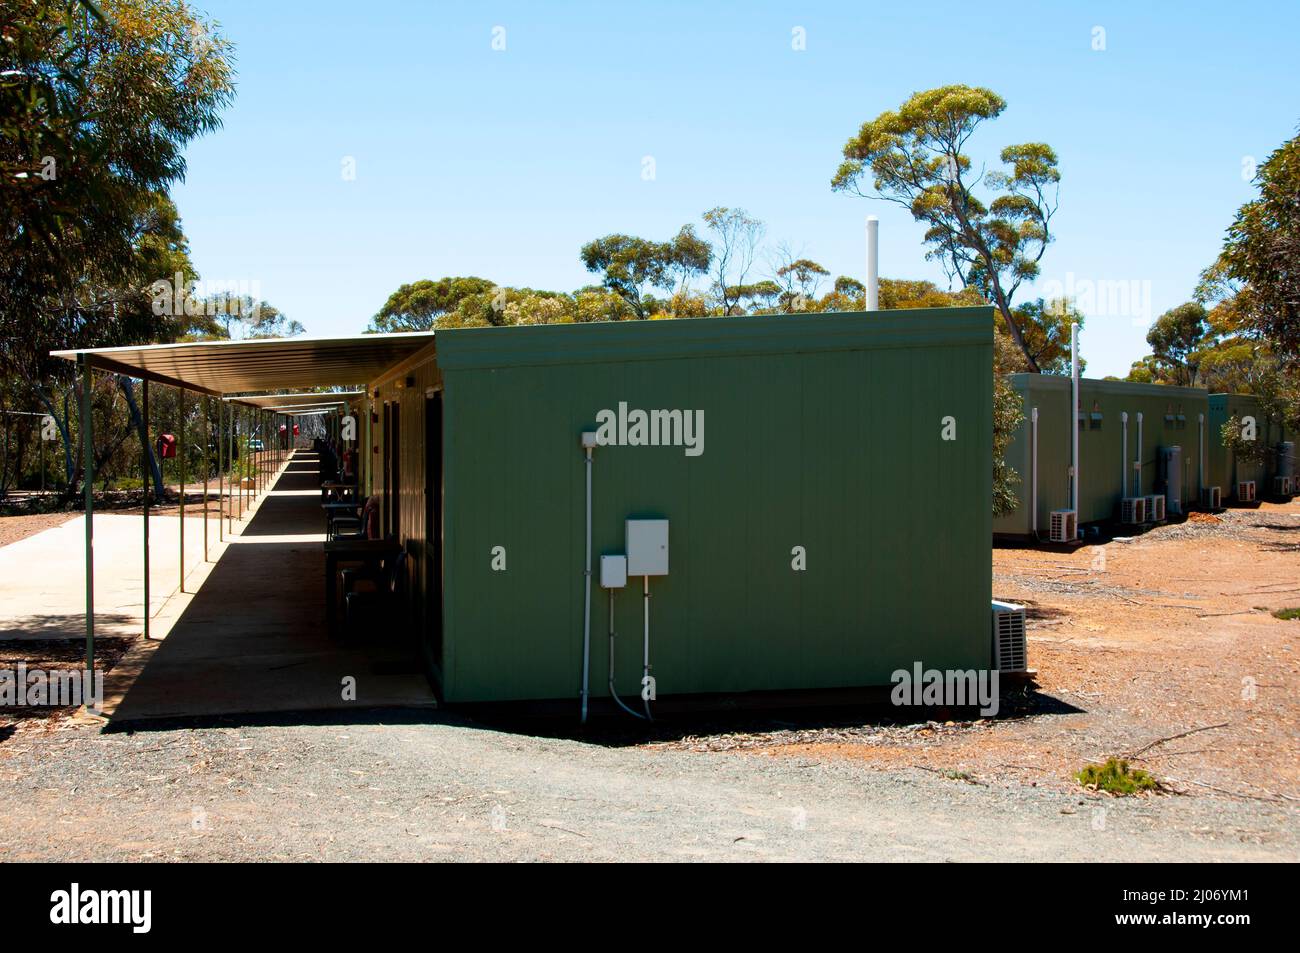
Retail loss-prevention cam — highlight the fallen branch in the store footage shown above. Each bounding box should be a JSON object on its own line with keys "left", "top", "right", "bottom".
{"left": 1108, "top": 593, "right": 1202, "bottom": 610}
{"left": 1163, "top": 776, "right": 1289, "bottom": 803}
{"left": 1128, "top": 723, "right": 1229, "bottom": 760}
{"left": 911, "top": 764, "right": 986, "bottom": 785}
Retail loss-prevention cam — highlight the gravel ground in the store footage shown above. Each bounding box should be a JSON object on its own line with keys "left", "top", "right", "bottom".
{"left": 0, "top": 511, "right": 78, "bottom": 548}
{"left": 2, "top": 499, "right": 1295, "bottom": 862}
{"left": 0, "top": 713, "right": 1294, "bottom": 862}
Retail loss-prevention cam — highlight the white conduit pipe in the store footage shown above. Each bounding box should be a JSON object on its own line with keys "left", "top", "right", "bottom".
{"left": 1031, "top": 407, "right": 1039, "bottom": 536}
{"left": 1198, "top": 413, "right": 1205, "bottom": 495}
{"left": 608, "top": 590, "right": 647, "bottom": 720}
{"left": 580, "top": 435, "right": 595, "bottom": 724}
{"left": 642, "top": 575, "right": 653, "bottom": 721}
{"left": 1121, "top": 412, "right": 1129, "bottom": 498}
{"left": 1135, "top": 413, "right": 1144, "bottom": 496}
{"left": 1070, "top": 323, "right": 1080, "bottom": 516}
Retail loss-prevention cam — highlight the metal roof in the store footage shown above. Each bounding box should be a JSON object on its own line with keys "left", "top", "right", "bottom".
{"left": 52, "top": 333, "right": 436, "bottom": 397}
{"left": 223, "top": 390, "right": 364, "bottom": 410}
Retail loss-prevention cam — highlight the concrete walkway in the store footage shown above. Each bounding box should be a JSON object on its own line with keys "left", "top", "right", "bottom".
{"left": 0, "top": 511, "right": 214, "bottom": 640}
{"left": 101, "top": 451, "right": 435, "bottom": 723}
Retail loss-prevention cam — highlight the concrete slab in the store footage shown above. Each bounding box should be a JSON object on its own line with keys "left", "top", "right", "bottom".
{"left": 104, "top": 452, "right": 436, "bottom": 723}
{"left": 0, "top": 510, "right": 216, "bottom": 640}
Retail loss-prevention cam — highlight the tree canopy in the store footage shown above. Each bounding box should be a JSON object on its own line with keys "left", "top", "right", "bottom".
{"left": 1205, "top": 126, "right": 1299, "bottom": 363}
{"left": 1, "top": 0, "right": 235, "bottom": 339}
{"left": 369, "top": 277, "right": 496, "bottom": 332}
{"left": 1126, "top": 126, "right": 1300, "bottom": 432}
{"left": 832, "top": 85, "right": 1059, "bottom": 371}
{"left": 580, "top": 226, "right": 712, "bottom": 319}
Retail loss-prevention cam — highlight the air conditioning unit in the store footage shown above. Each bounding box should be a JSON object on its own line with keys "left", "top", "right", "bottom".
{"left": 991, "top": 600, "right": 1028, "bottom": 673}
{"left": 1200, "top": 486, "right": 1221, "bottom": 510}
{"left": 1146, "top": 494, "right": 1166, "bottom": 522}
{"left": 1049, "top": 509, "right": 1077, "bottom": 543}
{"left": 1237, "top": 480, "right": 1256, "bottom": 502}
{"left": 1120, "top": 497, "right": 1147, "bottom": 524}
{"left": 1275, "top": 476, "right": 1295, "bottom": 497}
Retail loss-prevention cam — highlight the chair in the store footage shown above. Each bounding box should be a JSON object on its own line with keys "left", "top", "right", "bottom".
{"left": 342, "top": 550, "right": 408, "bottom": 638}
{"left": 331, "top": 496, "right": 377, "bottom": 541}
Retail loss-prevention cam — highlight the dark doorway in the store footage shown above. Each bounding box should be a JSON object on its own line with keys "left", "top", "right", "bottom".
{"left": 424, "top": 391, "right": 444, "bottom": 678}
{"left": 382, "top": 402, "right": 392, "bottom": 535}
{"left": 390, "top": 401, "right": 401, "bottom": 536}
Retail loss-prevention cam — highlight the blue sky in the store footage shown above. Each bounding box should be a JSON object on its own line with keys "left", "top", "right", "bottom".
{"left": 172, "top": 0, "right": 1298, "bottom": 378}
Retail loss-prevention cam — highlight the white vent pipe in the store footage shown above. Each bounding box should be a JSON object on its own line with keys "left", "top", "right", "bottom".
{"left": 865, "top": 216, "right": 879, "bottom": 311}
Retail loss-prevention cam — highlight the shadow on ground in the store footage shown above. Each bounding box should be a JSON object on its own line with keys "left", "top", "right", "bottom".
{"left": 0, "top": 614, "right": 135, "bottom": 640}
{"left": 104, "top": 451, "right": 433, "bottom": 725}
{"left": 101, "top": 682, "right": 1083, "bottom": 750}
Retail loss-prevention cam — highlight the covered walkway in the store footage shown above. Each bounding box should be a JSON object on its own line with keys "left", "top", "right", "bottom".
{"left": 105, "top": 450, "right": 435, "bottom": 724}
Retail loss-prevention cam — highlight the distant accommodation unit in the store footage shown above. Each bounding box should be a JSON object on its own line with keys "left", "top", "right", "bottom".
{"left": 994, "top": 374, "right": 1294, "bottom": 540}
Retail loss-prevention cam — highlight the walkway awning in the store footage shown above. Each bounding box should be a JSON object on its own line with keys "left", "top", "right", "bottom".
{"left": 52, "top": 332, "right": 436, "bottom": 396}
{"left": 227, "top": 390, "right": 364, "bottom": 411}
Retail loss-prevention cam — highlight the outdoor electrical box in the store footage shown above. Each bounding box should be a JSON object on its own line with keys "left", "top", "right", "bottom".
{"left": 600, "top": 555, "right": 627, "bottom": 589}
{"left": 626, "top": 519, "right": 669, "bottom": 576}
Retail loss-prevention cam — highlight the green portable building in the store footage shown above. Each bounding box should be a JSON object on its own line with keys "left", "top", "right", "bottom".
{"left": 1207, "top": 393, "right": 1292, "bottom": 499}
{"left": 366, "top": 308, "right": 995, "bottom": 705}
{"left": 993, "top": 374, "right": 1212, "bottom": 537}
{"left": 994, "top": 376, "right": 1297, "bottom": 537}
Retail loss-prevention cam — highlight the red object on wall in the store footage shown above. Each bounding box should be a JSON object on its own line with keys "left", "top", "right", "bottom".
{"left": 156, "top": 434, "right": 177, "bottom": 459}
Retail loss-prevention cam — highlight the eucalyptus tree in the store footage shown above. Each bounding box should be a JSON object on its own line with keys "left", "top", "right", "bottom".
{"left": 832, "top": 85, "right": 1060, "bottom": 371}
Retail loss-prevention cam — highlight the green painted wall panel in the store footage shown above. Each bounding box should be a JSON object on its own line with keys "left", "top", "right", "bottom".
{"left": 993, "top": 376, "right": 1292, "bottom": 536}
{"left": 1208, "top": 394, "right": 1291, "bottom": 495}
{"left": 430, "top": 309, "right": 994, "bottom": 704}
{"left": 993, "top": 376, "right": 1210, "bottom": 534}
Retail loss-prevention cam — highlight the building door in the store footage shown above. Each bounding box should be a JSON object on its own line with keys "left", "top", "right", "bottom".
{"left": 424, "top": 391, "right": 444, "bottom": 674}
{"left": 390, "top": 401, "right": 401, "bottom": 537}
{"left": 382, "top": 402, "right": 392, "bottom": 535}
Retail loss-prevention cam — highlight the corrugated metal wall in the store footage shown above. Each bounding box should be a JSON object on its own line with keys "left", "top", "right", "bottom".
{"left": 993, "top": 376, "right": 1210, "bottom": 534}
{"left": 1208, "top": 394, "right": 1289, "bottom": 494}
{"left": 369, "top": 358, "right": 443, "bottom": 661}
{"left": 431, "top": 309, "right": 994, "bottom": 704}
{"left": 994, "top": 377, "right": 1292, "bottom": 536}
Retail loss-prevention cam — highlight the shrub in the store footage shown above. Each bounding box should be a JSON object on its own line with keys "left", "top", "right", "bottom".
{"left": 1077, "top": 758, "right": 1159, "bottom": 795}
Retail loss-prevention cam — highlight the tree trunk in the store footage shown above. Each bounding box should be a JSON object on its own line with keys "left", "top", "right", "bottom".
{"left": 0, "top": 422, "right": 10, "bottom": 495}
{"left": 946, "top": 179, "right": 1044, "bottom": 374}
{"left": 29, "top": 381, "right": 75, "bottom": 488}
{"left": 118, "top": 376, "right": 163, "bottom": 497}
